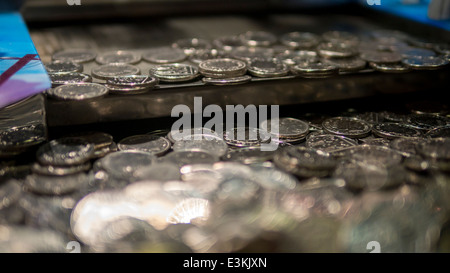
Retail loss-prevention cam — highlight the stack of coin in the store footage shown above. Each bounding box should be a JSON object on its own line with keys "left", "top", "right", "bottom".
{"left": 260, "top": 117, "right": 310, "bottom": 143}
{"left": 104, "top": 75, "right": 159, "bottom": 95}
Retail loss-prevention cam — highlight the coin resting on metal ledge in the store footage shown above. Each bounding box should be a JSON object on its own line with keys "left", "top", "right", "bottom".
{"left": 372, "top": 122, "right": 422, "bottom": 139}
{"left": 402, "top": 56, "right": 449, "bottom": 70}
{"left": 317, "top": 42, "right": 358, "bottom": 58}
{"left": 51, "top": 49, "right": 97, "bottom": 63}
{"left": 44, "top": 61, "right": 83, "bottom": 73}
{"left": 117, "top": 134, "right": 171, "bottom": 156}
{"left": 290, "top": 61, "right": 339, "bottom": 78}
{"left": 359, "top": 50, "right": 403, "bottom": 64}
{"left": 322, "top": 117, "right": 372, "bottom": 138}
{"left": 202, "top": 75, "right": 252, "bottom": 86}
{"left": 47, "top": 72, "right": 92, "bottom": 87}
{"left": 306, "top": 134, "right": 358, "bottom": 152}
{"left": 150, "top": 63, "right": 199, "bottom": 83}
{"left": 106, "top": 75, "right": 158, "bottom": 88}
{"left": 172, "top": 38, "right": 212, "bottom": 55}
{"left": 142, "top": 46, "right": 187, "bottom": 64}
{"left": 46, "top": 83, "right": 108, "bottom": 101}
{"left": 91, "top": 63, "right": 140, "bottom": 80}
{"left": 368, "top": 62, "right": 412, "bottom": 73}
{"left": 36, "top": 137, "right": 95, "bottom": 166}
{"left": 239, "top": 31, "right": 277, "bottom": 47}
{"left": 358, "top": 137, "right": 391, "bottom": 147}
{"left": 172, "top": 134, "right": 228, "bottom": 157}
{"left": 198, "top": 58, "right": 247, "bottom": 78}
{"left": 322, "top": 30, "right": 360, "bottom": 46}
{"left": 260, "top": 117, "right": 309, "bottom": 140}
{"left": 0, "top": 124, "right": 46, "bottom": 150}
{"left": 398, "top": 47, "right": 436, "bottom": 59}
{"left": 229, "top": 46, "right": 274, "bottom": 63}
{"left": 223, "top": 127, "right": 271, "bottom": 147}
{"left": 280, "top": 32, "right": 320, "bottom": 49}
{"left": 247, "top": 57, "right": 289, "bottom": 77}
{"left": 322, "top": 57, "right": 367, "bottom": 72}
{"left": 104, "top": 84, "right": 151, "bottom": 95}
{"left": 95, "top": 50, "right": 141, "bottom": 65}
{"left": 276, "top": 50, "right": 319, "bottom": 66}
{"left": 188, "top": 49, "right": 224, "bottom": 64}
{"left": 212, "top": 35, "right": 244, "bottom": 52}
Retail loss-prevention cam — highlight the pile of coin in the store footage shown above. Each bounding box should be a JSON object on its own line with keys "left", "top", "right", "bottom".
{"left": 41, "top": 29, "right": 449, "bottom": 99}
{"left": 1, "top": 102, "right": 450, "bottom": 252}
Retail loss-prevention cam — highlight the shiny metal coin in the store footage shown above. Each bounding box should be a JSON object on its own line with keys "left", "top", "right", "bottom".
{"left": 276, "top": 50, "right": 319, "bottom": 66}
{"left": 222, "top": 146, "right": 275, "bottom": 164}
{"left": 212, "top": 35, "right": 244, "bottom": 52}
{"left": 249, "top": 164, "right": 297, "bottom": 191}
{"left": 260, "top": 117, "right": 309, "bottom": 139}
{"left": 167, "top": 127, "right": 219, "bottom": 143}
{"left": 104, "top": 84, "right": 150, "bottom": 95}
{"left": 317, "top": 42, "right": 358, "bottom": 58}
{"left": 359, "top": 137, "right": 391, "bottom": 147}
{"left": 95, "top": 50, "right": 141, "bottom": 64}
{"left": 306, "top": 134, "right": 358, "bottom": 153}
{"left": 150, "top": 63, "right": 199, "bottom": 83}
{"left": 290, "top": 61, "right": 339, "bottom": 77}
{"left": 36, "top": 137, "right": 95, "bottom": 166}
{"left": 118, "top": 135, "right": 171, "bottom": 156}
{"left": 389, "top": 137, "right": 424, "bottom": 157}
{"left": 47, "top": 83, "right": 108, "bottom": 101}
{"left": 91, "top": 63, "right": 140, "bottom": 80}
{"left": 45, "top": 61, "right": 83, "bottom": 73}
{"left": 47, "top": 72, "right": 92, "bottom": 87}
{"left": 202, "top": 75, "right": 252, "bottom": 86}
{"left": 416, "top": 138, "right": 450, "bottom": 160}
{"left": 106, "top": 75, "right": 158, "bottom": 88}
{"left": 52, "top": 49, "right": 96, "bottom": 63}
{"left": 188, "top": 49, "right": 223, "bottom": 64}
{"left": 402, "top": 55, "right": 449, "bottom": 70}
{"left": 24, "top": 172, "right": 90, "bottom": 195}
{"left": 229, "top": 46, "right": 274, "bottom": 63}
{"left": 322, "top": 117, "right": 372, "bottom": 138}
{"left": 172, "top": 134, "right": 228, "bottom": 157}
{"left": 31, "top": 161, "right": 91, "bottom": 176}
{"left": 239, "top": 31, "right": 277, "bottom": 47}
{"left": 0, "top": 123, "right": 46, "bottom": 150}
{"left": 342, "top": 145, "right": 403, "bottom": 166}
{"left": 198, "top": 58, "right": 247, "bottom": 78}
{"left": 369, "top": 62, "right": 412, "bottom": 73}
{"left": 322, "top": 30, "right": 359, "bottom": 46}
{"left": 99, "top": 150, "right": 156, "bottom": 179}
{"left": 398, "top": 47, "right": 436, "bottom": 58}
{"left": 360, "top": 50, "right": 403, "bottom": 63}
{"left": 223, "top": 127, "right": 271, "bottom": 147}
{"left": 247, "top": 57, "right": 289, "bottom": 77}
{"left": 162, "top": 150, "right": 220, "bottom": 168}
{"left": 142, "top": 46, "right": 187, "bottom": 64}
{"left": 372, "top": 122, "right": 422, "bottom": 139}
{"left": 425, "top": 126, "right": 450, "bottom": 138}
{"left": 323, "top": 57, "right": 367, "bottom": 72}
{"left": 280, "top": 32, "right": 320, "bottom": 49}
{"left": 65, "top": 131, "right": 114, "bottom": 150}
{"left": 407, "top": 113, "right": 450, "bottom": 130}
{"left": 172, "top": 38, "right": 212, "bottom": 55}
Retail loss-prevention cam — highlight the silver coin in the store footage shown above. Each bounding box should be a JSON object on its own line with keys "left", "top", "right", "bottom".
{"left": 162, "top": 150, "right": 220, "bottom": 168}
{"left": 172, "top": 134, "right": 228, "bottom": 157}
{"left": 47, "top": 83, "right": 108, "bottom": 101}
{"left": 172, "top": 38, "right": 212, "bottom": 55}
{"left": 425, "top": 126, "right": 450, "bottom": 138}
{"left": 249, "top": 164, "right": 297, "bottom": 191}
{"left": 142, "top": 46, "right": 187, "bottom": 64}
{"left": 222, "top": 146, "right": 275, "bottom": 164}
{"left": 167, "top": 127, "right": 219, "bottom": 143}
{"left": 402, "top": 55, "right": 449, "bottom": 70}
{"left": 276, "top": 50, "right": 319, "bottom": 66}
{"left": 99, "top": 150, "right": 156, "bottom": 180}
{"left": 45, "top": 61, "right": 83, "bottom": 73}
{"left": 260, "top": 117, "right": 309, "bottom": 139}
{"left": 280, "top": 32, "right": 320, "bottom": 49}
{"left": 239, "top": 31, "right": 277, "bottom": 47}
{"left": 317, "top": 42, "right": 358, "bottom": 58}
{"left": 198, "top": 58, "right": 247, "bottom": 78}
{"left": 398, "top": 47, "right": 436, "bottom": 58}
{"left": 31, "top": 161, "right": 91, "bottom": 176}
{"left": 202, "top": 75, "right": 252, "bottom": 86}
{"left": 223, "top": 127, "right": 271, "bottom": 147}
{"left": 106, "top": 75, "right": 158, "bottom": 87}
{"left": 24, "top": 172, "right": 90, "bottom": 195}
{"left": 360, "top": 50, "right": 402, "bottom": 63}
{"left": 212, "top": 35, "right": 244, "bottom": 52}
{"left": 322, "top": 31, "right": 359, "bottom": 46}
{"left": 342, "top": 145, "right": 403, "bottom": 166}
{"left": 104, "top": 84, "right": 150, "bottom": 95}
{"left": 188, "top": 49, "right": 223, "bottom": 64}
{"left": 416, "top": 138, "right": 450, "bottom": 160}
{"left": 118, "top": 135, "right": 171, "bottom": 156}
{"left": 0, "top": 124, "right": 46, "bottom": 150}
{"left": 322, "top": 117, "right": 372, "bottom": 138}
{"left": 150, "top": 63, "right": 199, "bottom": 82}
{"left": 48, "top": 72, "right": 92, "bottom": 87}
{"left": 65, "top": 131, "right": 114, "bottom": 150}
{"left": 229, "top": 46, "right": 274, "bottom": 63}
{"left": 372, "top": 122, "right": 422, "bottom": 139}
{"left": 359, "top": 137, "right": 391, "bottom": 147}
{"left": 36, "top": 137, "right": 95, "bottom": 166}
{"left": 91, "top": 64, "right": 140, "bottom": 80}
{"left": 52, "top": 49, "right": 96, "bottom": 63}
{"left": 290, "top": 61, "right": 339, "bottom": 77}
{"left": 306, "top": 134, "right": 358, "bottom": 152}
{"left": 95, "top": 50, "right": 141, "bottom": 65}
{"left": 368, "top": 62, "right": 412, "bottom": 73}
{"left": 247, "top": 57, "right": 289, "bottom": 77}
{"left": 322, "top": 57, "right": 367, "bottom": 72}
{"left": 407, "top": 114, "right": 450, "bottom": 130}
{"left": 389, "top": 137, "right": 424, "bottom": 157}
